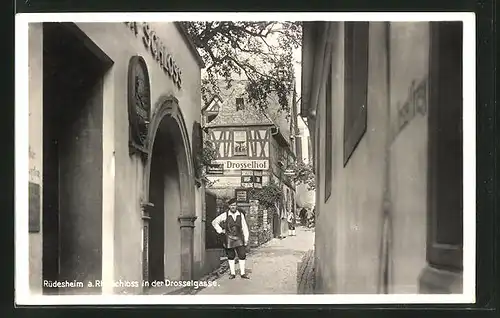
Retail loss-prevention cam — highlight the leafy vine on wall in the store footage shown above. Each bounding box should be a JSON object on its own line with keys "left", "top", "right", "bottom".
{"left": 195, "top": 138, "right": 219, "bottom": 187}
{"left": 249, "top": 179, "right": 284, "bottom": 212}
{"left": 287, "top": 160, "right": 316, "bottom": 191}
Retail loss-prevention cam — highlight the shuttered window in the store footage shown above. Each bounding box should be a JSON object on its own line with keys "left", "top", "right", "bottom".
{"left": 343, "top": 22, "right": 369, "bottom": 166}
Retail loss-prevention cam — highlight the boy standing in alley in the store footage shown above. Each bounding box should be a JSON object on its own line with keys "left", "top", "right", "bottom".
{"left": 212, "top": 198, "right": 250, "bottom": 279}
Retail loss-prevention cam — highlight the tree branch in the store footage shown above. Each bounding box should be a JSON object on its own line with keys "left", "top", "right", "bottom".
{"left": 184, "top": 21, "right": 301, "bottom": 112}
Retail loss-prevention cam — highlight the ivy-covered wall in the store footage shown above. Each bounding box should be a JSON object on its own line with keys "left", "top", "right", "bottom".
{"left": 247, "top": 200, "right": 273, "bottom": 247}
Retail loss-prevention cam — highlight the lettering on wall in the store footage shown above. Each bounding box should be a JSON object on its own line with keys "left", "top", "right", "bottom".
{"left": 212, "top": 159, "right": 269, "bottom": 171}
{"left": 125, "top": 22, "right": 182, "bottom": 88}
{"left": 29, "top": 145, "right": 36, "bottom": 159}
{"left": 394, "top": 77, "right": 428, "bottom": 140}
{"left": 29, "top": 166, "right": 41, "bottom": 182}
{"left": 29, "top": 145, "right": 41, "bottom": 183}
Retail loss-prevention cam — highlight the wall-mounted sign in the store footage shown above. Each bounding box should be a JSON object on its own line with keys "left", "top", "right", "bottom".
{"left": 213, "top": 159, "right": 269, "bottom": 170}
{"left": 284, "top": 169, "right": 295, "bottom": 176}
{"left": 240, "top": 170, "right": 263, "bottom": 188}
{"left": 241, "top": 170, "right": 254, "bottom": 188}
{"left": 205, "top": 176, "right": 242, "bottom": 188}
{"left": 235, "top": 188, "right": 250, "bottom": 203}
{"left": 128, "top": 55, "right": 151, "bottom": 155}
{"left": 29, "top": 182, "right": 41, "bottom": 233}
{"left": 253, "top": 170, "right": 263, "bottom": 188}
{"left": 207, "top": 163, "right": 224, "bottom": 175}
{"left": 125, "top": 22, "right": 182, "bottom": 88}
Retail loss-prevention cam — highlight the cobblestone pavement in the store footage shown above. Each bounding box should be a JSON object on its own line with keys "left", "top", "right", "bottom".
{"left": 197, "top": 226, "right": 315, "bottom": 295}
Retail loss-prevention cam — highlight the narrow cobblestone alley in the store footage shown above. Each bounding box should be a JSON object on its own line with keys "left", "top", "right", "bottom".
{"left": 197, "top": 226, "right": 315, "bottom": 295}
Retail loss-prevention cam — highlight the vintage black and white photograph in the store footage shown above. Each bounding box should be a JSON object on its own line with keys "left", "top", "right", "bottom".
{"left": 15, "top": 12, "right": 476, "bottom": 305}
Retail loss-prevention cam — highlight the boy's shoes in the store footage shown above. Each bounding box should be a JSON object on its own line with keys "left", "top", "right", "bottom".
{"left": 229, "top": 274, "right": 236, "bottom": 279}
{"left": 240, "top": 274, "right": 250, "bottom": 279}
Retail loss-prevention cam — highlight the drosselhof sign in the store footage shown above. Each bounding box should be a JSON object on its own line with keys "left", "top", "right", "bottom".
{"left": 212, "top": 160, "right": 269, "bottom": 171}
{"left": 125, "top": 22, "right": 182, "bottom": 88}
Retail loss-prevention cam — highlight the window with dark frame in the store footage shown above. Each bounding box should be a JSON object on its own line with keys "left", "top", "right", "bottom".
{"left": 236, "top": 97, "right": 245, "bottom": 111}
{"left": 426, "top": 21, "right": 463, "bottom": 272}
{"left": 324, "top": 63, "right": 333, "bottom": 202}
{"left": 233, "top": 130, "right": 248, "bottom": 156}
{"left": 295, "top": 136, "right": 303, "bottom": 163}
{"left": 343, "top": 22, "right": 369, "bottom": 166}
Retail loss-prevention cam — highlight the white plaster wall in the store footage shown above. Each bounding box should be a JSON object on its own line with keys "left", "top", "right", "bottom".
{"left": 74, "top": 22, "right": 202, "bottom": 293}
{"left": 28, "top": 22, "right": 43, "bottom": 295}
{"left": 388, "top": 22, "right": 429, "bottom": 294}
{"left": 313, "top": 22, "right": 430, "bottom": 294}
{"left": 315, "top": 22, "right": 391, "bottom": 294}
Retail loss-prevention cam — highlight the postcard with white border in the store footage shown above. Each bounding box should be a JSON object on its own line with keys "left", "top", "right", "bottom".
{"left": 15, "top": 12, "right": 476, "bottom": 305}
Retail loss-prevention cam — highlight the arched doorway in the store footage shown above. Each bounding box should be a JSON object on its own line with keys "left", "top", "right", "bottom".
{"left": 142, "top": 96, "right": 197, "bottom": 286}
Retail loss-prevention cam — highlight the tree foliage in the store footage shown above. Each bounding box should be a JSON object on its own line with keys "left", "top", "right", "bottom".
{"left": 288, "top": 160, "right": 316, "bottom": 191}
{"left": 195, "top": 139, "right": 219, "bottom": 187}
{"left": 182, "top": 21, "right": 302, "bottom": 113}
{"left": 249, "top": 179, "right": 284, "bottom": 210}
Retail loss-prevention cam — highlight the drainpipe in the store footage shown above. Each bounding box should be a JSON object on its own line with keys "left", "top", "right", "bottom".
{"left": 377, "top": 22, "right": 394, "bottom": 294}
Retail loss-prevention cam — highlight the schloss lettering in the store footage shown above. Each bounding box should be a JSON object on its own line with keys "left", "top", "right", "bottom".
{"left": 124, "top": 22, "right": 182, "bottom": 88}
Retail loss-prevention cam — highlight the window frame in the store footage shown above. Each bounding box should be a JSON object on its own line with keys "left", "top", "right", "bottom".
{"left": 325, "top": 61, "right": 333, "bottom": 202}
{"left": 236, "top": 97, "right": 245, "bottom": 111}
{"left": 343, "top": 22, "right": 369, "bottom": 166}
{"left": 232, "top": 130, "right": 248, "bottom": 157}
{"left": 425, "top": 21, "right": 464, "bottom": 272}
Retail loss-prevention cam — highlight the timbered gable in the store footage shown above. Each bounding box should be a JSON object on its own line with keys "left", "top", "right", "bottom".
{"left": 209, "top": 130, "right": 232, "bottom": 158}
{"left": 207, "top": 127, "right": 270, "bottom": 159}
{"left": 248, "top": 129, "right": 270, "bottom": 158}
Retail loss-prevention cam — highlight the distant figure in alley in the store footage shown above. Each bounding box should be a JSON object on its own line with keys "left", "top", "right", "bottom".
{"left": 299, "top": 208, "right": 308, "bottom": 226}
{"left": 212, "top": 198, "right": 250, "bottom": 279}
{"left": 287, "top": 210, "right": 296, "bottom": 236}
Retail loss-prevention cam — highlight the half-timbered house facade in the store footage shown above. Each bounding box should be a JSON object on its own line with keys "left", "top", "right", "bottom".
{"left": 202, "top": 80, "right": 297, "bottom": 241}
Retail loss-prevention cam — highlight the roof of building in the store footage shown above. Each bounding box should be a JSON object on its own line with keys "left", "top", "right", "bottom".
{"left": 203, "top": 80, "right": 276, "bottom": 128}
